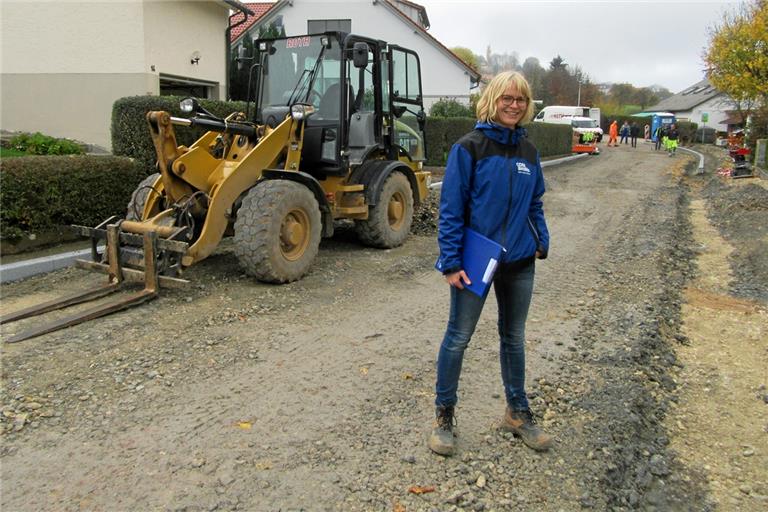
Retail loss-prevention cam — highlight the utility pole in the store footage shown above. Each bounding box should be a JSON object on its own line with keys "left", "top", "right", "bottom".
{"left": 577, "top": 80, "right": 581, "bottom": 106}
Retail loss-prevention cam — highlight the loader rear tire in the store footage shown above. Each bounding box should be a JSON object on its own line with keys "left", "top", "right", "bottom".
{"left": 234, "top": 180, "right": 322, "bottom": 283}
{"left": 355, "top": 171, "right": 413, "bottom": 248}
{"left": 126, "top": 173, "right": 161, "bottom": 221}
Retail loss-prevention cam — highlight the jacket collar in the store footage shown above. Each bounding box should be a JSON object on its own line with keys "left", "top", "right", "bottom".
{"left": 475, "top": 121, "right": 527, "bottom": 147}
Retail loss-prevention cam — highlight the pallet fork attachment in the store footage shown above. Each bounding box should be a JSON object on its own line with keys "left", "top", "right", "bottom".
{"left": 1, "top": 223, "right": 188, "bottom": 343}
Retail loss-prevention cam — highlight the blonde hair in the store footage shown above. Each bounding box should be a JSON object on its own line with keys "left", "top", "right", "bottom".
{"left": 475, "top": 71, "right": 534, "bottom": 125}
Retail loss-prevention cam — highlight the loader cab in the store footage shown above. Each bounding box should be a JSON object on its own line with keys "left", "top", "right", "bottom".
{"left": 254, "top": 32, "right": 426, "bottom": 175}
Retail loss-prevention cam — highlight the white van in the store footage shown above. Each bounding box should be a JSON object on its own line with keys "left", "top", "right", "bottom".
{"left": 534, "top": 105, "right": 600, "bottom": 123}
{"left": 534, "top": 106, "right": 603, "bottom": 141}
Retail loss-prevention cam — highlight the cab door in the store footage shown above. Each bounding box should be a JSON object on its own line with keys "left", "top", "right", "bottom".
{"left": 387, "top": 46, "right": 426, "bottom": 162}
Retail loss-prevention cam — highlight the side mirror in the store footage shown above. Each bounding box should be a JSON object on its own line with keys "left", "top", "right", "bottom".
{"left": 237, "top": 46, "right": 248, "bottom": 71}
{"left": 352, "top": 42, "right": 368, "bottom": 69}
{"left": 417, "top": 110, "right": 426, "bottom": 131}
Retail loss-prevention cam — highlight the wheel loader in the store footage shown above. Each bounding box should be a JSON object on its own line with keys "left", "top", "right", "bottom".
{"left": 1, "top": 32, "right": 430, "bottom": 342}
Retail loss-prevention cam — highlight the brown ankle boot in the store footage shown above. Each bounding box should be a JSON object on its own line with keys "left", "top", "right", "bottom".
{"left": 428, "top": 406, "right": 456, "bottom": 456}
{"left": 501, "top": 408, "right": 552, "bottom": 451}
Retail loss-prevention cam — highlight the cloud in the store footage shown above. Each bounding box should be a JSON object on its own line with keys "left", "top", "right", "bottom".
{"left": 419, "top": 0, "right": 736, "bottom": 91}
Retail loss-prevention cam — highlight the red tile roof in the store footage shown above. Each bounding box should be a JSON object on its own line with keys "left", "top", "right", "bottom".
{"left": 229, "top": 2, "right": 277, "bottom": 43}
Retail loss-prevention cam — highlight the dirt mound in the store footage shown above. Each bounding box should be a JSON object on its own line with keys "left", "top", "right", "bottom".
{"left": 704, "top": 181, "right": 768, "bottom": 212}
{"left": 701, "top": 178, "right": 768, "bottom": 301}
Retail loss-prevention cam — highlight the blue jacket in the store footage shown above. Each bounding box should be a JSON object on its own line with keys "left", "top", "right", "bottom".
{"left": 435, "top": 122, "right": 549, "bottom": 274}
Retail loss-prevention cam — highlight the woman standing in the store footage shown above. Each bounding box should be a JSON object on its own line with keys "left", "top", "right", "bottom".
{"left": 429, "top": 72, "right": 551, "bottom": 456}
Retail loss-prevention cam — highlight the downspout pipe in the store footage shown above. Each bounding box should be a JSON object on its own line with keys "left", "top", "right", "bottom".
{"left": 224, "top": 1, "right": 254, "bottom": 100}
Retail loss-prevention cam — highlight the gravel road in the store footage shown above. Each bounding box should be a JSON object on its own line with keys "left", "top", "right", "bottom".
{"left": 1, "top": 140, "right": 765, "bottom": 511}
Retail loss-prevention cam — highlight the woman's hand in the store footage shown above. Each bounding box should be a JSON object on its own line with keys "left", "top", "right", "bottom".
{"left": 536, "top": 250, "right": 542, "bottom": 258}
{"left": 445, "top": 270, "right": 471, "bottom": 289}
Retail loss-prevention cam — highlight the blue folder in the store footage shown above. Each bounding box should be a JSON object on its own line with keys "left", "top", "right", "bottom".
{"left": 461, "top": 228, "right": 506, "bottom": 297}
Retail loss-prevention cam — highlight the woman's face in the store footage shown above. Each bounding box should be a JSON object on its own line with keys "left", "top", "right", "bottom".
{"left": 494, "top": 85, "right": 527, "bottom": 129}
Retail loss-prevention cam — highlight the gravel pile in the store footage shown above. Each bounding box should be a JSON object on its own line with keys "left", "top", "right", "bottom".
{"left": 411, "top": 189, "right": 440, "bottom": 236}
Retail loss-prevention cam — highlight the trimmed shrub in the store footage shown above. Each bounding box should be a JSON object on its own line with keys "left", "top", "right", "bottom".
{"left": 112, "top": 96, "right": 248, "bottom": 173}
{"left": 424, "top": 117, "right": 572, "bottom": 166}
{"left": 526, "top": 123, "right": 573, "bottom": 159}
{"left": 424, "top": 117, "right": 448, "bottom": 166}
{"left": 0, "top": 155, "right": 144, "bottom": 243}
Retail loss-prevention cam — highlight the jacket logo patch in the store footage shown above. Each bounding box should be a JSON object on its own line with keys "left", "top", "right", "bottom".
{"left": 516, "top": 162, "right": 531, "bottom": 175}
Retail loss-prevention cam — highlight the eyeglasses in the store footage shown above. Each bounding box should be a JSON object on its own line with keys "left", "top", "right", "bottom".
{"left": 499, "top": 95, "right": 528, "bottom": 106}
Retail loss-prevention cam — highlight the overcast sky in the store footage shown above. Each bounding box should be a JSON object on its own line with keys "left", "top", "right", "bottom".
{"left": 416, "top": 0, "right": 740, "bottom": 93}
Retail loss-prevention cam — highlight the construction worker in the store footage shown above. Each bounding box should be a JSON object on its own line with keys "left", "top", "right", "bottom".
{"left": 654, "top": 126, "right": 663, "bottom": 151}
{"left": 666, "top": 124, "right": 679, "bottom": 156}
{"left": 608, "top": 120, "right": 618, "bottom": 147}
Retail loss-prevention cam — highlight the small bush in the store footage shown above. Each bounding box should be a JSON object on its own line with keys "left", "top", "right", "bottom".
{"left": 429, "top": 99, "right": 474, "bottom": 118}
{"left": 10, "top": 132, "right": 84, "bottom": 155}
{"left": 694, "top": 126, "right": 718, "bottom": 144}
{"left": 0, "top": 155, "right": 144, "bottom": 242}
{"left": 676, "top": 121, "right": 698, "bottom": 144}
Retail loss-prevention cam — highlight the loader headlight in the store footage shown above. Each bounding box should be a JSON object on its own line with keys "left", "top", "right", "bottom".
{"left": 290, "top": 104, "right": 315, "bottom": 121}
{"left": 180, "top": 98, "right": 196, "bottom": 114}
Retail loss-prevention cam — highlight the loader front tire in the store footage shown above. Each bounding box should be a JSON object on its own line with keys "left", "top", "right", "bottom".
{"left": 126, "top": 173, "right": 161, "bottom": 221}
{"left": 355, "top": 171, "right": 413, "bottom": 248}
{"left": 234, "top": 180, "right": 322, "bottom": 283}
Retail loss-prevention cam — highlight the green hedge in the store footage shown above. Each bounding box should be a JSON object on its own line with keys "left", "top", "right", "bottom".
{"left": 112, "top": 95, "right": 248, "bottom": 173}
{"left": 425, "top": 117, "right": 572, "bottom": 165}
{"left": 0, "top": 155, "right": 144, "bottom": 242}
{"left": 526, "top": 123, "right": 573, "bottom": 159}
{"left": 113, "top": 96, "right": 574, "bottom": 170}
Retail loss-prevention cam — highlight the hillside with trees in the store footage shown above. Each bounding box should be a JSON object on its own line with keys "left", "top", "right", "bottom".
{"left": 457, "top": 45, "right": 673, "bottom": 118}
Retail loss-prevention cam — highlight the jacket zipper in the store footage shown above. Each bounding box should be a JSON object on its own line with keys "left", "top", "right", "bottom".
{"left": 502, "top": 149, "right": 513, "bottom": 249}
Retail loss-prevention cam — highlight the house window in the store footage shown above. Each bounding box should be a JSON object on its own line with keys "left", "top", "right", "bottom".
{"left": 307, "top": 19, "right": 351, "bottom": 33}
{"left": 159, "top": 74, "right": 218, "bottom": 99}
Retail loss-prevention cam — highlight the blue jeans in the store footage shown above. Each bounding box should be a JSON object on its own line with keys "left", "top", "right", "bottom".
{"left": 435, "top": 258, "right": 535, "bottom": 411}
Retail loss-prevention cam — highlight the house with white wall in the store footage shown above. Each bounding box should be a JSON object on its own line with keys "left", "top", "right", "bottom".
{"left": 229, "top": 0, "right": 480, "bottom": 111}
{"left": 646, "top": 78, "right": 739, "bottom": 133}
{"left": 1, "top": 0, "right": 252, "bottom": 151}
